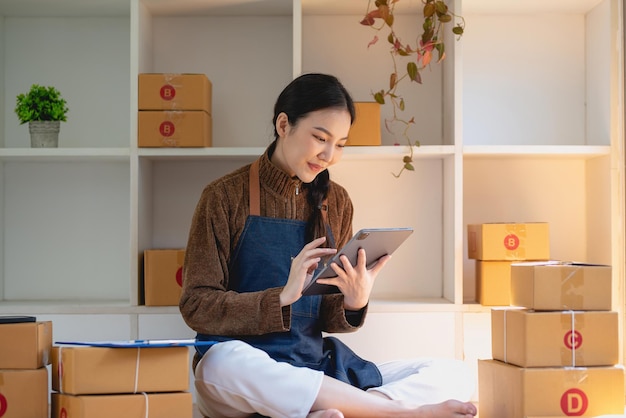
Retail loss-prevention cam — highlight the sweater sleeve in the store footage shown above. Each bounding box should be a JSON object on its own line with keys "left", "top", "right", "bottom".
{"left": 179, "top": 175, "right": 290, "bottom": 336}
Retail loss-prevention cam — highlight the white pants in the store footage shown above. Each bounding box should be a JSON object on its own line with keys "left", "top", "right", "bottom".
{"left": 195, "top": 340, "right": 476, "bottom": 418}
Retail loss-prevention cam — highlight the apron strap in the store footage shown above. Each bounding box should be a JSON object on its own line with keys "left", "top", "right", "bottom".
{"left": 249, "top": 159, "right": 261, "bottom": 216}
{"left": 248, "top": 158, "right": 329, "bottom": 224}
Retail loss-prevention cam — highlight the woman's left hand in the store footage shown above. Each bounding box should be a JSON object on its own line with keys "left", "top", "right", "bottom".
{"left": 315, "top": 249, "right": 391, "bottom": 310}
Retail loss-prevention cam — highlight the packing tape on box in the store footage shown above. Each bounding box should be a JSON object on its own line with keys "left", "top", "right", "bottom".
{"left": 160, "top": 74, "right": 185, "bottom": 107}
{"left": 561, "top": 266, "right": 584, "bottom": 309}
{"left": 134, "top": 347, "right": 141, "bottom": 393}
{"left": 141, "top": 392, "right": 149, "bottom": 418}
{"left": 503, "top": 224, "right": 526, "bottom": 260}
{"left": 157, "top": 112, "right": 186, "bottom": 147}
{"left": 503, "top": 309, "right": 508, "bottom": 363}
{"left": 563, "top": 366, "right": 589, "bottom": 385}
{"left": 58, "top": 346, "right": 64, "bottom": 393}
{"left": 560, "top": 310, "right": 585, "bottom": 367}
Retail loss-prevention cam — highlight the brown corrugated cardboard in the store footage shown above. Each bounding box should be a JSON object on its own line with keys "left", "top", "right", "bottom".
{"left": 510, "top": 261, "right": 612, "bottom": 311}
{"left": 0, "top": 368, "right": 48, "bottom": 418}
{"left": 347, "top": 102, "right": 381, "bottom": 146}
{"left": 51, "top": 345, "right": 189, "bottom": 395}
{"left": 51, "top": 392, "right": 193, "bottom": 418}
{"left": 138, "top": 73, "right": 212, "bottom": 113}
{"left": 491, "top": 308, "right": 618, "bottom": 367}
{"left": 478, "top": 359, "right": 624, "bottom": 418}
{"left": 138, "top": 110, "right": 212, "bottom": 147}
{"left": 476, "top": 261, "right": 513, "bottom": 306}
{"left": 0, "top": 321, "right": 52, "bottom": 369}
{"left": 143, "top": 249, "right": 185, "bottom": 306}
{"left": 467, "top": 223, "right": 550, "bottom": 261}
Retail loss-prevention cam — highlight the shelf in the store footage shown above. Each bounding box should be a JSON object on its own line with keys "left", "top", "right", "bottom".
{"left": 0, "top": 301, "right": 151, "bottom": 315}
{"left": 462, "top": 0, "right": 605, "bottom": 14}
{"left": 0, "top": 144, "right": 606, "bottom": 162}
{"left": 136, "top": 145, "right": 456, "bottom": 161}
{"left": 138, "top": 147, "right": 265, "bottom": 160}
{"left": 463, "top": 145, "right": 611, "bottom": 159}
{"left": 0, "top": 0, "right": 129, "bottom": 17}
{"left": 141, "top": 0, "right": 292, "bottom": 16}
{"left": 0, "top": 147, "right": 130, "bottom": 161}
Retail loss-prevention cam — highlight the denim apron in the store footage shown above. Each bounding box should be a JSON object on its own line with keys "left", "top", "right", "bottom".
{"left": 196, "top": 159, "right": 382, "bottom": 391}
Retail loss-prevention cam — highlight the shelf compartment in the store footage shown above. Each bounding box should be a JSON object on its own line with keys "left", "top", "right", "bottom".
{"left": 2, "top": 14, "right": 131, "bottom": 148}
{"left": 301, "top": 12, "right": 450, "bottom": 147}
{"left": 136, "top": 0, "right": 294, "bottom": 149}
{"left": 462, "top": 154, "right": 611, "bottom": 302}
{"left": 462, "top": 0, "right": 614, "bottom": 147}
{"left": 1, "top": 160, "right": 131, "bottom": 302}
{"left": 330, "top": 156, "right": 454, "bottom": 301}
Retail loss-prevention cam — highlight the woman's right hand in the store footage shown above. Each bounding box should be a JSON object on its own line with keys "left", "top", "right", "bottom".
{"left": 280, "top": 237, "right": 337, "bottom": 307}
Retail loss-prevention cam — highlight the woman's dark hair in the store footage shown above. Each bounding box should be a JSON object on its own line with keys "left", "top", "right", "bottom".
{"left": 272, "top": 73, "right": 355, "bottom": 245}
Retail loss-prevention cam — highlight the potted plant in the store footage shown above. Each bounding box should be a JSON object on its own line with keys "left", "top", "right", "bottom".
{"left": 14, "top": 84, "right": 69, "bottom": 148}
{"left": 361, "top": 0, "right": 464, "bottom": 176}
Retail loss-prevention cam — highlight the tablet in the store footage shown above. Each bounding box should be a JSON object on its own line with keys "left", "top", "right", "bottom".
{"left": 301, "top": 227, "right": 414, "bottom": 296}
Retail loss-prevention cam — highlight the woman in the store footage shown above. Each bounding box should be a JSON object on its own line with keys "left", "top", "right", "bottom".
{"left": 180, "top": 73, "right": 477, "bottom": 418}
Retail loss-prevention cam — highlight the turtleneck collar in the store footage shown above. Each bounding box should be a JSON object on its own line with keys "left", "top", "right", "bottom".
{"left": 258, "top": 144, "right": 303, "bottom": 198}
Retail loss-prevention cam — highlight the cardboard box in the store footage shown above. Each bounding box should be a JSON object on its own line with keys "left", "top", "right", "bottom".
{"left": 51, "top": 392, "right": 193, "bottom": 418}
{"left": 476, "top": 261, "right": 513, "bottom": 306}
{"left": 491, "top": 309, "right": 618, "bottom": 367}
{"left": 510, "top": 262, "right": 612, "bottom": 311}
{"left": 478, "top": 359, "right": 624, "bottom": 418}
{"left": 138, "top": 110, "right": 212, "bottom": 147}
{"left": 0, "top": 321, "right": 52, "bottom": 369}
{"left": 51, "top": 345, "right": 189, "bottom": 394}
{"left": 0, "top": 368, "right": 48, "bottom": 418}
{"left": 346, "top": 102, "right": 381, "bottom": 146}
{"left": 138, "top": 73, "right": 212, "bottom": 113}
{"left": 467, "top": 223, "right": 550, "bottom": 261}
{"left": 143, "top": 249, "right": 185, "bottom": 306}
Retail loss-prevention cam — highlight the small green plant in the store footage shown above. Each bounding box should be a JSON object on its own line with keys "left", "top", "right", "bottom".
{"left": 14, "top": 84, "right": 69, "bottom": 124}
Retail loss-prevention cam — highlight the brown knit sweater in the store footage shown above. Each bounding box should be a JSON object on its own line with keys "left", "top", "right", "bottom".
{"left": 179, "top": 148, "right": 366, "bottom": 337}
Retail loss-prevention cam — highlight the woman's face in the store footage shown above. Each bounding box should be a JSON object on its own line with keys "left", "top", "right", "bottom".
{"left": 273, "top": 108, "right": 352, "bottom": 183}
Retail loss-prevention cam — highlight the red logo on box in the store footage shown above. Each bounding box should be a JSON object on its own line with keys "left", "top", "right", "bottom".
{"left": 564, "top": 330, "right": 583, "bottom": 350}
{"left": 160, "top": 84, "right": 176, "bottom": 101}
{"left": 176, "top": 266, "right": 183, "bottom": 287}
{"left": 561, "top": 388, "right": 588, "bottom": 416}
{"left": 0, "top": 393, "right": 7, "bottom": 417}
{"left": 60, "top": 407, "right": 68, "bottom": 418}
{"left": 159, "top": 121, "right": 175, "bottom": 137}
{"left": 503, "top": 234, "right": 519, "bottom": 250}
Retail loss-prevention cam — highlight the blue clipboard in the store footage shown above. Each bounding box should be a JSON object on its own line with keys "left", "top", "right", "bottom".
{"left": 55, "top": 339, "right": 218, "bottom": 348}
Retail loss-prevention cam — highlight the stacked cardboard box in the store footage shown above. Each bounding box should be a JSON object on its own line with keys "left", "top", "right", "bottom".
{"left": 0, "top": 319, "right": 52, "bottom": 418}
{"left": 51, "top": 345, "right": 193, "bottom": 418}
{"left": 479, "top": 261, "right": 625, "bottom": 417}
{"left": 142, "top": 249, "right": 185, "bottom": 306}
{"left": 346, "top": 102, "right": 381, "bottom": 146}
{"left": 138, "top": 73, "right": 212, "bottom": 147}
{"left": 467, "top": 222, "right": 550, "bottom": 306}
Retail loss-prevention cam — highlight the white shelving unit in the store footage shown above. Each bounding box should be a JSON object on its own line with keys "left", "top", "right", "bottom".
{"left": 0, "top": 0, "right": 623, "bottom": 403}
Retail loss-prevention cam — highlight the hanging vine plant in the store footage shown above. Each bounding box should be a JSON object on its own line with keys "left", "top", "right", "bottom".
{"left": 361, "top": 0, "right": 465, "bottom": 177}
